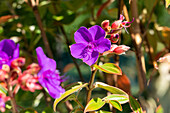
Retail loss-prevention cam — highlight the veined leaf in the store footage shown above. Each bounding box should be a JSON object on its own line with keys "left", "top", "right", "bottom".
{"left": 84, "top": 98, "right": 105, "bottom": 113}
{"left": 94, "top": 63, "right": 122, "bottom": 75}
{"left": 129, "top": 96, "right": 143, "bottom": 113}
{"left": 95, "top": 82, "right": 128, "bottom": 97}
{"left": 0, "top": 84, "right": 7, "bottom": 94}
{"left": 53, "top": 82, "right": 88, "bottom": 112}
{"left": 103, "top": 94, "right": 129, "bottom": 104}
{"left": 108, "top": 100, "right": 122, "bottom": 111}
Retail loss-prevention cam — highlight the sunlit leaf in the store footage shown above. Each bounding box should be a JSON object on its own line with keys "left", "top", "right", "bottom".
{"left": 96, "top": 110, "right": 112, "bottom": 113}
{"left": 95, "top": 82, "right": 129, "bottom": 97}
{"left": 94, "top": 63, "right": 122, "bottom": 75}
{"left": 166, "top": 0, "right": 170, "bottom": 8}
{"left": 156, "top": 105, "right": 164, "bottom": 113}
{"left": 103, "top": 94, "right": 129, "bottom": 104}
{"left": 53, "top": 82, "right": 88, "bottom": 112}
{"left": 129, "top": 96, "right": 143, "bottom": 113}
{"left": 0, "top": 84, "right": 7, "bottom": 94}
{"left": 108, "top": 100, "right": 122, "bottom": 111}
{"left": 84, "top": 98, "right": 105, "bottom": 113}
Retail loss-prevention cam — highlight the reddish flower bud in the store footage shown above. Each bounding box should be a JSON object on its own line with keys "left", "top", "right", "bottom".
{"left": 111, "top": 45, "right": 130, "bottom": 55}
{"left": 101, "top": 20, "right": 110, "bottom": 29}
{"left": 111, "top": 20, "right": 122, "bottom": 30}
{"left": 27, "top": 63, "right": 40, "bottom": 74}
{"left": 102, "top": 44, "right": 130, "bottom": 55}
{"left": 18, "top": 70, "right": 42, "bottom": 92}
{"left": 0, "top": 70, "right": 7, "bottom": 81}
{"left": 11, "top": 57, "right": 25, "bottom": 68}
{"left": 109, "top": 34, "right": 119, "bottom": 43}
{"left": 2, "top": 65, "right": 10, "bottom": 73}
{"left": 119, "top": 14, "right": 125, "bottom": 21}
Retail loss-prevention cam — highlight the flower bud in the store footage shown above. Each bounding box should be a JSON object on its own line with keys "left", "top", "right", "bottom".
{"left": 112, "top": 45, "right": 130, "bottom": 55}
{"left": 109, "top": 34, "right": 119, "bottom": 43}
{"left": 111, "top": 20, "right": 122, "bottom": 30}
{"left": 11, "top": 57, "right": 25, "bottom": 68}
{"left": 101, "top": 20, "right": 110, "bottom": 29}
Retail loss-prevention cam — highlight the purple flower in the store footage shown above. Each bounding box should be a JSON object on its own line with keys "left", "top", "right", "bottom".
{"left": 36, "top": 47, "right": 65, "bottom": 99}
{"left": 70, "top": 25, "right": 111, "bottom": 66}
{"left": 0, "top": 39, "right": 19, "bottom": 69}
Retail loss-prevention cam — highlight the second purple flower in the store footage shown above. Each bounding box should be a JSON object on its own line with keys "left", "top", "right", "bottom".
{"left": 70, "top": 25, "right": 111, "bottom": 66}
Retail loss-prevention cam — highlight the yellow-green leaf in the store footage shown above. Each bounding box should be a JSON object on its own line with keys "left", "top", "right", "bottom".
{"left": 166, "top": 0, "right": 170, "bottom": 8}
{"left": 84, "top": 98, "right": 105, "bottom": 113}
{"left": 0, "top": 84, "right": 7, "bottom": 94}
{"left": 95, "top": 82, "right": 129, "bottom": 98}
{"left": 94, "top": 63, "right": 122, "bottom": 75}
{"left": 96, "top": 110, "right": 112, "bottom": 113}
{"left": 103, "top": 94, "right": 129, "bottom": 104}
{"left": 53, "top": 82, "right": 88, "bottom": 112}
{"left": 108, "top": 100, "right": 122, "bottom": 111}
{"left": 129, "top": 96, "right": 143, "bottom": 113}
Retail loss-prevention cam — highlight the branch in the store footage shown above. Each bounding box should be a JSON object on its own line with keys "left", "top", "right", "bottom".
{"left": 28, "top": 0, "right": 53, "bottom": 58}
{"left": 129, "top": 0, "right": 147, "bottom": 92}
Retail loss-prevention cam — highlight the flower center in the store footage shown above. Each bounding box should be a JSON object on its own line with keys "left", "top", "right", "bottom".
{"left": 87, "top": 42, "right": 96, "bottom": 52}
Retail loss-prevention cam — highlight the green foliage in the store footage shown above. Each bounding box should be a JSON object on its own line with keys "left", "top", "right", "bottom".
{"left": 0, "top": 84, "right": 7, "bottom": 94}
{"left": 94, "top": 63, "right": 122, "bottom": 75}
{"left": 129, "top": 96, "right": 143, "bottom": 113}
{"left": 84, "top": 98, "right": 105, "bottom": 113}
{"left": 53, "top": 82, "right": 88, "bottom": 111}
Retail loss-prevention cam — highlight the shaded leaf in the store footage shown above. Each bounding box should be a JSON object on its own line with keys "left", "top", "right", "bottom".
{"left": 108, "top": 100, "right": 122, "bottom": 111}
{"left": 103, "top": 94, "right": 129, "bottom": 104}
{"left": 129, "top": 96, "right": 143, "bottom": 113}
{"left": 53, "top": 82, "right": 88, "bottom": 111}
{"left": 94, "top": 63, "right": 122, "bottom": 75}
{"left": 19, "top": 108, "right": 38, "bottom": 113}
{"left": 0, "top": 15, "right": 18, "bottom": 24}
{"left": 117, "top": 74, "right": 131, "bottom": 94}
{"left": 95, "top": 82, "right": 129, "bottom": 97}
{"left": 84, "top": 98, "right": 105, "bottom": 113}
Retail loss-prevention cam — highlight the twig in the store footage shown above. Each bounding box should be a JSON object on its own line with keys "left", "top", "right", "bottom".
{"left": 129, "top": 0, "right": 147, "bottom": 92}
{"left": 59, "top": 26, "right": 85, "bottom": 82}
{"left": 86, "top": 67, "right": 97, "bottom": 104}
{"left": 142, "top": 0, "right": 159, "bottom": 38}
{"left": 28, "top": 0, "right": 53, "bottom": 58}
{"left": 6, "top": 72, "right": 18, "bottom": 113}
{"left": 96, "top": 0, "right": 114, "bottom": 18}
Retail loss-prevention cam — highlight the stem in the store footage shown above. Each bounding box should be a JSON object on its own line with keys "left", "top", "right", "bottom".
{"left": 59, "top": 26, "right": 85, "bottom": 82}
{"left": 129, "top": 0, "right": 147, "bottom": 92}
{"left": 6, "top": 74, "right": 18, "bottom": 113}
{"left": 29, "top": 0, "right": 53, "bottom": 58}
{"left": 86, "top": 68, "right": 97, "bottom": 104}
{"left": 75, "top": 98, "right": 84, "bottom": 110}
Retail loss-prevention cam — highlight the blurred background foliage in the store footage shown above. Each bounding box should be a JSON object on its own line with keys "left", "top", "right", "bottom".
{"left": 0, "top": 0, "right": 170, "bottom": 112}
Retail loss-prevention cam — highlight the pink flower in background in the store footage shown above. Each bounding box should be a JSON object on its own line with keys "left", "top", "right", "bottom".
{"left": 18, "top": 70, "right": 42, "bottom": 92}
{"left": 0, "top": 92, "right": 9, "bottom": 112}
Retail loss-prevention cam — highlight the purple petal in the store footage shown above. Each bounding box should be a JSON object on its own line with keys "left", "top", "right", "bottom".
{"left": 74, "top": 27, "right": 93, "bottom": 44}
{"left": 70, "top": 43, "right": 87, "bottom": 59}
{"left": 83, "top": 51, "right": 99, "bottom": 66}
{"left": 0, "top": 51, "right": 9, "bottom": 69}
{"left": 96, "top": 38, "right": 111, "bottom": 53}
{"left": 45, "top": 82, "right": 65, "bottom": 98}
{"left": 36, "top": 47, "right": 56, "bottom": 76}
{"left": 89, "top": 25, "right": 106, "bottom": 41}
{"left": 0, "top": 39, "right": 16, "bottom": 57}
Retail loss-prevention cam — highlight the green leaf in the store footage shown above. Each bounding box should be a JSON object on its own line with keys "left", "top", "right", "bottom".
{"left": 95, "top": 82, "right": 129, "bottom": 97}
{"left": 84, "top": 98, "right": 105, "bottom": 113}
{"left": 108, "top": 100, "right": 122, "bottom": 111}
{"left": 129, "top": 96, "right": 143, "bottom": 113}
{"left": 166, "top": 0, "right": 170, "bottom": 8}
{"left": 63, "top": 94, "right": 77, "bottom": 102}
{"left": 94, "top": 63, "right": 122, "bottom": 75}
{"left": 53, "top": 82, "right": 88, "bottom": 112}
{"left": 0, "top": 84, "right": 7, "bottom": 94}
{"left": 103, "top": 94, "right": 129, "bottom": 104}
{"left": 96, "top": 110, "right": 112, "bottom": 113}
